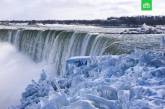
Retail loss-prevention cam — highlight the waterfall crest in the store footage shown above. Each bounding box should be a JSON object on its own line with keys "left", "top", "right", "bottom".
{"left": 0, "top": 28, "right": 162, "bottom": 75}
{"left": 0, "top": 29, "right": 113, "bottom": 75}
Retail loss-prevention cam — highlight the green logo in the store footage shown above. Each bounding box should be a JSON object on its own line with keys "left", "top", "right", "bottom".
{"left": 141, "top": 0, "right": 152, "bottom": 11}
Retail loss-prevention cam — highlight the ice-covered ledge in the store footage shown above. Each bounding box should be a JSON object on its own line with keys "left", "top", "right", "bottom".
{"left": 12, "top": 50, "right": 165, "bottom": 109}
{"left": 65, "top": 55, "right": 114, "bottom": 76}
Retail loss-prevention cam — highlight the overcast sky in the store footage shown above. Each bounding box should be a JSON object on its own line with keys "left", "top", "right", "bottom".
{"left": 0, "top": 0, "right": 165, "bottom": 20}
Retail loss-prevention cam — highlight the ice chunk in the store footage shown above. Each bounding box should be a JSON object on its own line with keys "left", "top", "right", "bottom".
{"left": 13, "top": 50, "right": 165, "bottom": 109}
{"left": 160, "top": 36, "right": 165, "bottom": 49}
{"left": 118, "top": 90, "right": 130, "bottom": 109}
{"left": 62, "top": 100, "right": 96, "bottom": 109}
{"left": 97, "top": 85, "right": 118, "bottom": 100}
{"left": 150, "top": 67, "right": 165, "bottom": 78}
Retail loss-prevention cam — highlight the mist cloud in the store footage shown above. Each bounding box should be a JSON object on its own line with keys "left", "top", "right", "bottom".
{"left": 0, "top": 43, "right": 42, "bottom": 108}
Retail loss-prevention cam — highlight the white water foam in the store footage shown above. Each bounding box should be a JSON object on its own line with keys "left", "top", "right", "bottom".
{"left": 0, "top": 42, "right": 44, "bottom": 109}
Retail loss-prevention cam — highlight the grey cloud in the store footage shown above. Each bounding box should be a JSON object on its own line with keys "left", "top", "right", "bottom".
{"left": 0, "top": 0, "right": 165, "bottom": 20}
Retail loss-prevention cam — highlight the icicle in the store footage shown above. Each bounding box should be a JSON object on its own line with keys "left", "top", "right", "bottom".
{"left": 160, "top": 36, "right": 165, "bottom": 49}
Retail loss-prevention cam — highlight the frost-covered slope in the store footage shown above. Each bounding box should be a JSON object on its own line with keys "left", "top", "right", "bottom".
{"left": 11, "top": 50, "right": 165, "bottom": 109}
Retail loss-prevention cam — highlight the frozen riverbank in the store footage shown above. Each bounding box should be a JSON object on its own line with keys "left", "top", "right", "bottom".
{"left": 11, "top": 50, "right": 165, "bottom": 109}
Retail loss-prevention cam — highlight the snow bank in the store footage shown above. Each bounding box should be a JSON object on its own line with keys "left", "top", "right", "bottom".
{"left": 11, "top": 50, "right": 165, "bottom": 109}
{"left": 121, "top": 24, "right": 165, "bottom": 34}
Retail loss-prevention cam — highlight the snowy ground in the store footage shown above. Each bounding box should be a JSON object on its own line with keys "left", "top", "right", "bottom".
{"left": 11, "top": 50, "right": 165, "bottom": 109}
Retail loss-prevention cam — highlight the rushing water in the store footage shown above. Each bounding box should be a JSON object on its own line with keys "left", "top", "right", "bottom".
{"left": 0, "top": 29, "right": 116, "bottom": 75}
{"left": 0, "top": 29, "right": 162, "bottom": 75}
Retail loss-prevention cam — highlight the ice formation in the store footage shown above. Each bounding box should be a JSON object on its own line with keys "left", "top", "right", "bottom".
{"left": 160, "top": 36, "right": 165, "bottom": 49}
{"left": 10, "top": 50, "right": 165, "bottom": 109}
{"left": 121, "top": 24, "right": 165, "bottom": 34}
